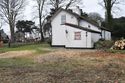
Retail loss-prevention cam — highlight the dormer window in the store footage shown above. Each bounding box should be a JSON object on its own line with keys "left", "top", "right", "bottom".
{"left": 61, "top": 15, "right": 66, "bottom": 24}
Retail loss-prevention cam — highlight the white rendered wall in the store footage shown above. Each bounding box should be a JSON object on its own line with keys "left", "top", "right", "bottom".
{"left": 65, "top": 26, "right": 92, "bottom": 48}
{"left": 91, "top": 33, "right": 101, "bottom": 46}
{"left": 51, "top": 10, "right": 111, "bottom": 48}
{"left": 79, "top": 20, "right": 101, "bottom": 32}
{"left": 102, "top": 30, "right": 111, "bottom": 40}
{"left": 51, "top": 11, "right": 78, "bottom": 46}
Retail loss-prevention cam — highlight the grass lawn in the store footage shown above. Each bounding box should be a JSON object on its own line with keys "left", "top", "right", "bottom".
{"left": 0, "top": 44, "right": 125, "bottom": 83}
{"left": 0, "top": 43, "right": 51, "bottom": 54}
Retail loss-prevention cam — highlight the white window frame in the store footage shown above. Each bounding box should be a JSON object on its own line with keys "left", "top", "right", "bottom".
{"left": 61, "top": 15, "right": 66, "bottom": 24}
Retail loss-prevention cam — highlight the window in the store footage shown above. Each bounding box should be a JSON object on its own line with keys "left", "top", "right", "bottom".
{"left": 71, "top": 15, "right": 74, "bottom": 19}
{"left": 61, "top": 15, "right": 66, "bottom": 24}
{"left": 88, "top": 25, "right": 91, "bottom": 28}
{"left": 74, "top": 32, "right": 81, "bottom": 40}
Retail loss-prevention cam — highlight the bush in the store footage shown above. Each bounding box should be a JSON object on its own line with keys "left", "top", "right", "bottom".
{"left": 44, "top": 37, "right": 52, "bottom": 45}
{"left": 94, "top": 39, "right": 114, "bottom": 49}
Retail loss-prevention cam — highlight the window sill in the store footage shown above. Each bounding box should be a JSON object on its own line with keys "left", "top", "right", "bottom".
{"left": 60, "top": 23, "right": 65, "bottom": 25}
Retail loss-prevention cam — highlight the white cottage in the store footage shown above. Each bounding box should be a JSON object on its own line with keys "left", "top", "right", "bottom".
{"left": 49, "top": 8, "right": 111, "bottom": 48}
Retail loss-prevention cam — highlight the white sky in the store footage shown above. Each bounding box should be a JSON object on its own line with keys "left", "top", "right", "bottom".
{"left": 2, "top": 0, "right": 125, "bottom": 35}
{"left": 83, "top": 0, "right": 125, "bottom": 18}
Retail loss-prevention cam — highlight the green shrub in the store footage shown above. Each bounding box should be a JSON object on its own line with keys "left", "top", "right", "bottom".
{"left": 44, "top": 37, "right": 52, "bottom": 45}
{"left": 106, "top": 49, "right": 125, "bottom": 54}
{"left": 94, "top": 39, "right": 114, "bottom": 49}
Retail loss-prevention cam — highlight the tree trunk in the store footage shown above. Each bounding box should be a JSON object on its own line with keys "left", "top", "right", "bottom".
{"left": 9, "top": 22, "right": 15, "bottom": 43}
{"left": 107, "top": 7, "right": 112, "bottom": 28}
{"left": 105, "top": 0, "right": 113, "bottom": 29}
{"left": 39, "top": 9, "right": 44, "bottom": 42}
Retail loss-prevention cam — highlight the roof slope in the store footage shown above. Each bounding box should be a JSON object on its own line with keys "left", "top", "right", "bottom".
{"left": 65, "top": 23, "right": 101, "bottom": 34}
{"left": 49, "top": 8, "right": 110, "bottom": 32}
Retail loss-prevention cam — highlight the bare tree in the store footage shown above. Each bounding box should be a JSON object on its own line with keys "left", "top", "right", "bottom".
{"left": 33, "top": 0, "right": 46, "bottom": 41}
{"left": 0, "top": 18, "right": 3, "bottom": 29}
{"left": 49, "top": 0, "right": 82, "bottom": 10}
{"left": 99, "top": 0, "right": 123, "bottom": 29}
{"left": 0, "top": 17, "right": 4, "bottom": 42}
{"left": 65, "top": 0, "right": 82, "bottom": 10}
{"left": 88, "top": 12, "right": 104, "bottom": 22}
{"left": 49, "top": 0, "right": 65, "bottom": 10}
{"left": 0, "top": 0, "right": 26, "bottom": 42}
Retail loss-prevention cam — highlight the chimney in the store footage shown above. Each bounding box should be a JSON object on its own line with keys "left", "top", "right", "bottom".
{"left": 73, "top": 6, "right": 81, "bottom": 16}
{"left": 97, "top": 20, "right": 102, "bottom": 27}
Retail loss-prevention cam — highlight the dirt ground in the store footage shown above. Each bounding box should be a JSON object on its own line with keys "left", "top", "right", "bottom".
{"left": 36, "top": 49, "right": 125, "bottom": 63}
{"left": 35, "top": 50, "right": 125, "bottom": 83}
{"left": 0, "top": 50, "right": 35, "bottom": 58}
{"left": 0, "top": 49, "right": 125, "bottom": 83}
{"left": 36, "top": 49, "right": 97, "bottom": 62}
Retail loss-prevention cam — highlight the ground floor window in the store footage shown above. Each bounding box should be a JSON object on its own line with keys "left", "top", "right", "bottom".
{"left": 74, "top": 32, "right": 81, "bottom": 40}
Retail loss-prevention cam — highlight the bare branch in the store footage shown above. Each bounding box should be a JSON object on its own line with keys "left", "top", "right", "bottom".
{"left": 99, "top": 0, "right": 124, "bottom": 29}
{"left": 48, "top": 0, "right": 82, "bottom": 10}
{"left": 0, "top": 0, "right": 26, "bottom": 41}
{"left": 33, "top": 0, "right": 47, "bottom": 41}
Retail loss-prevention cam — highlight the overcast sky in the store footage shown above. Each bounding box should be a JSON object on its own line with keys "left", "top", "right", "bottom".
{"left": 24, "top": 0, "right": 125, "bottom": 19}
{"left": 83, "top": 0, "right": 125, "bottom": 18}
{"left": 3, "top": 0, "right": 125, "bottom": 35}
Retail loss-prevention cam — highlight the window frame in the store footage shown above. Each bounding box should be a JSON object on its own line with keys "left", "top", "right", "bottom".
{"left": 61, "top": 15, "right": 66, "bottom": 24}
{"left": 74, "top": 32, "right": 81, "bottom": 40}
